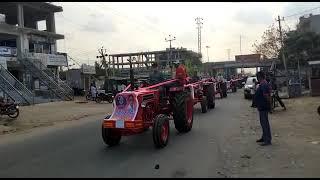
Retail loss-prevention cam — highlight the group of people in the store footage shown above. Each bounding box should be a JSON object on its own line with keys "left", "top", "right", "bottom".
{"left": 252, "top": 71, "right": 286, "bottom": 146}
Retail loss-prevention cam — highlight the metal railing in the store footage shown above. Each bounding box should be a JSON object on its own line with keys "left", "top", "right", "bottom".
{"left": 18, "top": 55, "right": 73, "bottom": 101}
{"left": 0, "top": 64, "right": 34, "bottom": 105}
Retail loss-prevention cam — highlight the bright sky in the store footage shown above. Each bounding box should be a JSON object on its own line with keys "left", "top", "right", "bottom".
{"left": 52, "top": 2, "right": 320, "bottom": 67}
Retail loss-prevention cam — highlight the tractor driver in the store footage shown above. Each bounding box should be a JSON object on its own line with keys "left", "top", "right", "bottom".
{"left": 148, "top": 62, "right": 165, "bottom": 85}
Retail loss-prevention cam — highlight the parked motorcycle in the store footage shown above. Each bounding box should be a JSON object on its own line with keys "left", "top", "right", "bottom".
{"left": 0, "top": 102, "right": 19, "bottom": 119}
{"left": 95, "top": 92, "right": 114, "bottom": 103}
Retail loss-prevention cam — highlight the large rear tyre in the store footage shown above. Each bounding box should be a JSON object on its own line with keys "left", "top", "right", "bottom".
{"left": 201, "top": 96, "right": 208, "bottom": 113}
{"left": 172, "top": 92, "right": 194, "bottom": 133}
{"left": 207, "top": 84, "right": 215, "bottom": 109}
{"left": 101, "top": 115, "right": 121, "bottom": 147}
{"left": 153, "top": 114, "right": 170, "bottom": 148}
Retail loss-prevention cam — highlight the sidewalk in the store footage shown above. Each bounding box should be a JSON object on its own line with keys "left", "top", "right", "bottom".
{"left": 230, "top": 95, "right": 320, "bottom": 177}
{"left": 0, "top": 97, "right": 113, "bottom": 135}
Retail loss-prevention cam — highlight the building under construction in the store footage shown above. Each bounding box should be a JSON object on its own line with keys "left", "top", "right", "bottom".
{"left": 108, "top": 47, "right": 201, "bottom": 77}
{"left": 105, "top": 47, "right": 201, "bottom": 92}
{"left": 0, "top": 2, "right": 72, "bottom": 105}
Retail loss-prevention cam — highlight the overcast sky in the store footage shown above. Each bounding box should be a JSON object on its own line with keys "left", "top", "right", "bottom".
{"left": 51, "top": 2, "right": 320, "bottom": 66}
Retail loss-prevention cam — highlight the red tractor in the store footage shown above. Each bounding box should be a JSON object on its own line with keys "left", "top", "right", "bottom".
{"left": 101, "top": 64, "right": 216, "bottom": 148}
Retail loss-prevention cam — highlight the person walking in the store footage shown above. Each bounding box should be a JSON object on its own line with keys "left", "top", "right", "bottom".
{"left": 91, "top": 84, "right": 97, "bottom": 101}
{"left": 254, "top": 71, "right": 272, "bottom": 146}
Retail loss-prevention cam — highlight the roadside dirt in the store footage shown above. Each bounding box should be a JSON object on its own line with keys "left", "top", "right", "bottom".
{"left": 224, "top": 95, "right": 320, "bottom": 178}
{"left": 0, "top": 97, "right": 113, "bottom": 136}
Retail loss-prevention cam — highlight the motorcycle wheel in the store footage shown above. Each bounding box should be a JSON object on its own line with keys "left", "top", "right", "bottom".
{"left": 96, "top": 97, "right": 102, "bottom": 103}
{"left": 107, "top": 98, "right": 113, "bottom": 103}
{"left": 8, "top": 108, "right": 19, "bottom": 118}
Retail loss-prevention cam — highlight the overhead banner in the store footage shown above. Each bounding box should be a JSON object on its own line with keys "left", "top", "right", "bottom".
{"left": 82, "top": 64, "right": 96, "bottom": 74}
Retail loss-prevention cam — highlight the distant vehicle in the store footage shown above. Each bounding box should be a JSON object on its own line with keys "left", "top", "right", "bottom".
{"left": 0, "top": 102, "right": 19, "bottom": 119}
{"left": 244, "top": 76, "right": 257, "bottom": 99}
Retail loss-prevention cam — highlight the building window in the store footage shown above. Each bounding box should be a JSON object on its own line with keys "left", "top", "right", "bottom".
{"left": 34, "top": 44, "right": 43, "bottom": 53}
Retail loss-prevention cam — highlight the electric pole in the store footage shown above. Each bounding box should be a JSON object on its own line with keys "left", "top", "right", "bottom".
{"left": 195, "top": 17, "right": 203, "bottom": 55}
{"left": 227, "top": 49, "right": 231, "bottom": 61}
{"left": 96, "top": 46, "right": 109, "bottom": 90}
{"left": 240, "top": 35, "right": 244, "bottom": 74}
{"left": 165, "top": 35, "right": 176, "bottom": 76}
{"left": 206, "top": 45, "right": 210, "bottom": 62}
{"left": 276, "top": 15, "right": 289, "bottom": 97}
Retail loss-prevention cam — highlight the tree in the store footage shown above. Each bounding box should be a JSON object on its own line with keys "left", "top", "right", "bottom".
{"left": 252, "top": 24, "right": 286, "bottom": 58}
{"left": 94, "top": 61, "right": 106, "bottom": 77}
{"left": 282, "top": 30, "right": 320, "bottom": 67}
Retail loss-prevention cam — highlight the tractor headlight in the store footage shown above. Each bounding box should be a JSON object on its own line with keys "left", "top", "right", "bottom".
{"left": 16, "top": 105, "right": 19, "bottom": 109}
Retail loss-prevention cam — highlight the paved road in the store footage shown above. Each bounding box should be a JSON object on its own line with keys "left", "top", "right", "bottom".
{"left": 0, "top": 91, "right": 246, "bottom": 178}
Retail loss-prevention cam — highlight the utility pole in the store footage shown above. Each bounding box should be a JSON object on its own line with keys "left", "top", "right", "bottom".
{"left": 206, "top": 45, "right": 210, "bottom": 63}
{"left": 276, "top": 15, "right": 289, "bottom": 97}
{"left": 227, "top": 49, "right": 231, "bottom": 61}
{"left": 195, "top": 17, "right": 203, "bottom": 55}
{"left": 240, "top": 35, "right": 244, "bottom": 74}
{"left": 165, "top": 35, "right": 176, "bottom": 76}
{"left": 96, "top": 46, "right": 108, "bottom": 91}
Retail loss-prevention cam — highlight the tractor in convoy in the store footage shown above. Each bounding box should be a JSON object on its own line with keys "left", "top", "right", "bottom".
{"left": 101, "top": 61, "right": 216, "bottom": 148}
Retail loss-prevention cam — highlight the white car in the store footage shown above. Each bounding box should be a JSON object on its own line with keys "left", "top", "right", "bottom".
{"left": 244, "top": 76, "right": 257, "bottom": 99}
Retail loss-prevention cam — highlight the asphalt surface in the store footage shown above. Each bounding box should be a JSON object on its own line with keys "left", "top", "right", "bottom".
{"left": 0, "top": 91, "right": 246, "bottom": 178}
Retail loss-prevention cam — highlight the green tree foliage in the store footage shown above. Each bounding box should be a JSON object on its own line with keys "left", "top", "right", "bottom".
{"left": 282, "top": 30, "right": 320, "bottom": 67}
{"left": 252, "top": 24, "right": 285, "bottom": 58}
{"left": 94, "top": 61, "right": 106, "bottom": 77}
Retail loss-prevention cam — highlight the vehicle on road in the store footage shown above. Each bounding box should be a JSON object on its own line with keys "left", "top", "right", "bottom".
{"left": 0, "top": 102, "right": 19, "bottom": 119}
{"left": 95, "top": 91, "right": 114, "bottom": 103}
{"left": 244, "top": 76, "right": 257, "bottom": 99}
{"left": 101, "top": 63, "right": 216, "bottom": 149}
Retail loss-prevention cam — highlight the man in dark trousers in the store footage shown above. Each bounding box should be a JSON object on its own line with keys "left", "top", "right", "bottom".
{"left": 254, "top": 71, "right": 272, "bottom": 146}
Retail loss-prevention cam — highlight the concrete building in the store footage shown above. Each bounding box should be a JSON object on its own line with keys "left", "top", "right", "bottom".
{"left": 297, "top": 14, "right": 320, "bottom": 34}
{"left": 0, "top": 2, "right": 72, "bottom": 105}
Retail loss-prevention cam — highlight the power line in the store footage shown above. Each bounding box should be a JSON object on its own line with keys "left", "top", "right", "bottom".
{"left": 284, "top": 6, "right": 320, "bottom": 19}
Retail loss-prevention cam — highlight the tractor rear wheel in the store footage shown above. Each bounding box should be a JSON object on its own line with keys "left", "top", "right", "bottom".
{"left": 201, "top": 96, "right": 208, "bottom": 113}
{"left": 101, "top": 115, "right": 121, "bottom": 147}
{"left": 153, "top": 114, "right": 170, "bottom": 148}
{"left": 207, "top": 84, "right": 215, "bottom": 109}
{"left": 172, "top": 91, "right": 194, "bottom": 133}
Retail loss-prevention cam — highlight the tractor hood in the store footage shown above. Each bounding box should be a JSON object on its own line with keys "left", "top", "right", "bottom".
{"left": 109, "top": 92, "right": 139, "bottom": 121}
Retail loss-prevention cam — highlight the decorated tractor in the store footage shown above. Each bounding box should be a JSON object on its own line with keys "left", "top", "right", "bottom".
{"left": 101, "top": 64, "right": 216, "bottom": 148}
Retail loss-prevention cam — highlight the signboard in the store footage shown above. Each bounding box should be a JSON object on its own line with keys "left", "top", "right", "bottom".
{"left": 235, "top": 54, "right": 264, "bottom": 63}
{"left": 26, "top": 53, "right": 68, "bottom": 66}
{"left": 47, "top": 54, "right": 67, "bottom": 66}
{"left": 0, "top": 46, "right": 17, "bottom": 57}
{"left": 81, "top": 64, "right": 96, "bottom": 74}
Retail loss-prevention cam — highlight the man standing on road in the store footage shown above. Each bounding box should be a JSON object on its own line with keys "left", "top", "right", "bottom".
{"left": 254, "top": 71, "right": 272, "bottom": 146}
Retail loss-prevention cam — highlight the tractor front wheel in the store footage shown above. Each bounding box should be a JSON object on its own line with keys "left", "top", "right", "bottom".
{"left": 207, "top": 84, "right": 215, "bottom": 109}
{"left": 153, "top": 114, "right": 170, "bottom": 148}
{"left": 101, "top": 115, "right": 121, "bottom": 147}
{"left": 201, "top": 96, "right": 208, "bottom": 113}
{"left": 172, "top": 92, "right": 194, "bottom": 133}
